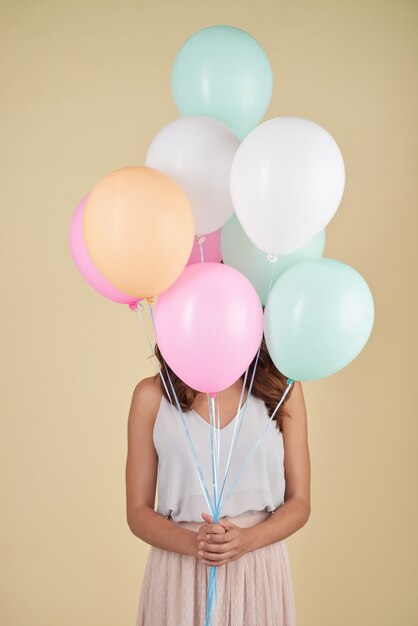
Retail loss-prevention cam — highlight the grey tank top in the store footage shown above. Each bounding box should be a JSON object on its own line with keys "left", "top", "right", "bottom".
{"left": 152, "top": 392, "right": 286, "bottom": 522}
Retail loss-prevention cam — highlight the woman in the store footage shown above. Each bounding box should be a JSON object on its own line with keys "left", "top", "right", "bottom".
{"left": 126, "top": 337, "right": 311, "bottom": 625}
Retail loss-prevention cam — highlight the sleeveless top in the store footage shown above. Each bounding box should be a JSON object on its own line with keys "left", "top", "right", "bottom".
{"left": 152, "top": 392, "right": 286, "bottom": 522}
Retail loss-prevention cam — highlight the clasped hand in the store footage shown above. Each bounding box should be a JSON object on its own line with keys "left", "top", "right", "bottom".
{"left": 195, "top": 512, "right": 253, "bottom": 567}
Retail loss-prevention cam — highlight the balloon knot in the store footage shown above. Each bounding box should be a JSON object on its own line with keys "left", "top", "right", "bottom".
{"left": 146, "top": 296, "right": 154, "bottom": 304}
{"left": 209, "top": 391, "right": 216, "bottom": 398}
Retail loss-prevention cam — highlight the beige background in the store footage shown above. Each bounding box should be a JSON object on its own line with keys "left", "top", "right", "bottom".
{"left": 1, "top": 0, "right": 417, "bottom": 624}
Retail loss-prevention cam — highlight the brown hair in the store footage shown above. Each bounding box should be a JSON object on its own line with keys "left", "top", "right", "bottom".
{"left": 150, "top": 335, "right": 293, "bottom": 432}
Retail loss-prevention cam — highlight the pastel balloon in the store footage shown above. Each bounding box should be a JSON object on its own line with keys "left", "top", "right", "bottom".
{"left": 172, "top": 26, "right": 272, "bottom": 140}
{"left": 69, "top": 196, "right": 140, "bottom": 305}
{"left": 264, "top": 258, "right": 375, "bottom": 382}
{"left": 221, "top": 213, "right": 326, "bottom": 305}
{"left": 145, "top": 116, "right": 240, "bottom": 235}
{"left": 230, "top": 117, "right": 345, "bottom": 255}
{"left": 187, "top": 230, "right": 222, "bottom": 265}
{"left": 82, "top": 166, "right": 195, "bottom": 298}
{"left": 154, "top": 262, "right": 264, "bottom": 393}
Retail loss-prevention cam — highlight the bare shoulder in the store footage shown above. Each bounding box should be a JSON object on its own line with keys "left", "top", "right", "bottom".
{"left": 128, "top": 375, "right": 164, "bottom": 426}
{"left": 132, "top": 375, "right": 163, "bottom": 404}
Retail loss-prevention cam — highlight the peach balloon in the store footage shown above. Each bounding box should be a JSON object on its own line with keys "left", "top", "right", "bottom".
{"left": 82, "top": 166, "right": 195, "bottom": 298}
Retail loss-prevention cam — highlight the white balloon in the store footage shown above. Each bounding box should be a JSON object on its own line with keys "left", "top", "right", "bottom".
{"left": 230, "top": 117, "right": 345, "bottom": 255}
{"left": 145, "top": 116, "right": 240, "bottom": 235}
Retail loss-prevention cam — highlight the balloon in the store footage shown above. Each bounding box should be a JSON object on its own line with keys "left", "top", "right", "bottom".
{"left": 221, "top": 213, "right": 326, "bottom": 305}
{"left": 82, "top": 166, "right": 195, "bottom": 298}
{"left": 171, "top": 26, "right": 272, "bottom": 140}
{"left": 187, "top": 230, "right": 222, "bottom": 265}
{"left": 145, "top": 116, "right": 239, "bottom": 235}
{"left": 264, "top": 258, "right": 375, "bottom": 382}
{"left": 69, "top": 196, "right": 141, "bottom": 305}
{"left": 230, "top": 117, "right": 345, "bottom": 255}
{"left": 154, "top": 262, "right": 264, "bottom": 393}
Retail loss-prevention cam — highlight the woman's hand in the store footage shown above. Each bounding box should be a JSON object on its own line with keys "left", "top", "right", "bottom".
{"left": 196, "top": 512, "right": 254, "bottom": 567}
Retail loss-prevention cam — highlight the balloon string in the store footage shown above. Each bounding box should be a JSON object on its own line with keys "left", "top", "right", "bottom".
{"left": 197, "top": 235, "right": 206, "bottom": 263}
{"left": 133, "top": 301, "right": 216, "bottom": 518}
{"left": 266, "top": 253, "right": 279, "bottom": 295}
{"left": 205, "top": 566, "right": 217, "bottom": 626}
{"left": 220, "top": 380, "right": 294, "bottom": 512}
{"left": 215, "top": 366, "right": 251, "bottom": 516}
{"left": 216, "top": 396, "right": 220, "bottom": 477}
{"left": 207, "top": 394, "right": 221, "bottom": 491}
{"left": 205, "top": 393, "right": 220, "bottom": 626}
{"left": 209, "top": 394, "right": 219, "bottom": 520}
{"left": 206, "top": 393, "right": 219, "bottom": 478}
{"left": 208, "top": 395, "right": 221, "bottom": 624}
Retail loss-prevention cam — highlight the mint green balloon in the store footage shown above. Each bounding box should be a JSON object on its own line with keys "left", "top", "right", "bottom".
{"left": 221, "top": 213, "right": 326, "bottom": 305}
{"left": 264, "top": 258, "right": 375, "bottom": 381}
{"left": 171, "top": 26, "right": 273, "bottom": 140}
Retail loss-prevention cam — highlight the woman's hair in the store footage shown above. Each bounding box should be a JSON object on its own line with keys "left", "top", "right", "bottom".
{"left": 150, "top": 335, "right": 293, "bottom": 432}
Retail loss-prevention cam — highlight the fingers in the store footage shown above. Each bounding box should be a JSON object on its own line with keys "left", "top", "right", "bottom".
{"left": 198, "top": 529, "right": 233, "bottom": 544}
{"left": 201, "top": 523, "right": 226, "bottom": 535}
{"left": 205, "top": 530, "right": 235, "bottom": 543}
{"left": 197, "top": 514, "right": 242, "bottom": 567}
{"left": 201, "top": 513, "right": 237, "bottom": 532}
{"left": 197, "top": 525, "right": 236, "bottom": 543}
{"left": 197, "top": 530, "right": 231, "bottom": 547}
{"left": 199, "top": 550, "right": 237, "bottom": 567}
{"left": 200, "top": 513, "right": 227, "bottom": 534}
{"left": 196, "top": 523, "right": 228, "bottom": 551}
{"left": 198, "top": 537, "right": 237, "bottom": 556}
{"left": 219, "top": 518, "right": 237, "bottom": 531}
{"left": 197, "top": 514, "right": 228, "bottom": 556}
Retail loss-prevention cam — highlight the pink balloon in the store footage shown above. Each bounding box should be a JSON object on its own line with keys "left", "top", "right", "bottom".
{"left": 154, "top": 262, "right": 263, "bottom": 393}
{"left": 186, "top": 230, "right": 222, "bottom": 265}
{"left": 69, "top": 197, "right": 141, "bottom": 305}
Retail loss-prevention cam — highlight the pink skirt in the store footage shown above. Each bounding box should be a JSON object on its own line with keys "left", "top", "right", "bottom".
{"left": 135, "top": 510, "right": 296, "bottom": 626}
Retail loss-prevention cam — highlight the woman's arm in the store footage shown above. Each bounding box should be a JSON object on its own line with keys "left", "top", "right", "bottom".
{"left": 245, "top": 381, "right": 311, "bottom": 551}
{"left": 125, "top": 377, "right": 198, "bottom": 557}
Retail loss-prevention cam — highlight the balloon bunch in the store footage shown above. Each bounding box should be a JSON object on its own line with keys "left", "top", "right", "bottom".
{"left": 69, "top": 25, "right": 375, "bottom": 626}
